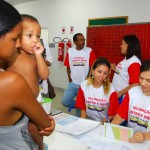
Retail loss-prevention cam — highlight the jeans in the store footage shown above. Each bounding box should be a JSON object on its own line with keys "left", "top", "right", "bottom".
{"left": 61, "top": 82, "right": 80, "bottom": 116}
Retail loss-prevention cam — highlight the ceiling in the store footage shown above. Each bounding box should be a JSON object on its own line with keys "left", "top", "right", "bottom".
{"left": 5, "top": 0, "right": 38, "bottom": 5}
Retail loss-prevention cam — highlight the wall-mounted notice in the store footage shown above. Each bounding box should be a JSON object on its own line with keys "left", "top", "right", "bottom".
{"left": 70, "top": 26, "right": 74, "bottom": 34}
{"left": 62, "top": 26, "right": 66, "bottom": 34}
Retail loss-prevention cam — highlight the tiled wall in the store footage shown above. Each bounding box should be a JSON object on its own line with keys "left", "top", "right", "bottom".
{"left": 87, "top": 23, "right": 150, "bottom": 64}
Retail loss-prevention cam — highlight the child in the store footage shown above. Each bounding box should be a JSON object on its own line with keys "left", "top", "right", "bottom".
{"left": 7, "top": 14, "right": 50, "bottom": 150}
{"left": 0, "top": 0, "right": 54, "bottom": 149}
{"left": 76, "top": 57, "right": 119, "bottom": 123}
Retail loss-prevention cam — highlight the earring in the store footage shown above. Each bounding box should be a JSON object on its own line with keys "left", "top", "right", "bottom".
{"left": 92, "top": 74, "right": 94, "bottom": 79}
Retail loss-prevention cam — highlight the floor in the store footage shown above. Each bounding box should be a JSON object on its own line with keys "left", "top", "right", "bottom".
{"left": 51, "top": 87, "right": 76, "bottom": 115}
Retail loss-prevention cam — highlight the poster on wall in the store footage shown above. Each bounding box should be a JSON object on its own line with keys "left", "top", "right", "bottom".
{"left": 62, "top": 26, "right": 66, "bottom": 34}
{"left": 70, "top": 26, "right": 74, "bottom": 34}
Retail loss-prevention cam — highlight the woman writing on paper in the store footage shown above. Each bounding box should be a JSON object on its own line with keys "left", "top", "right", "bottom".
{"left": 76, "top": 57, "right": 119, "bottom": 123}
{"left": 111, "top": 59, "right": 150, "bottom": 143}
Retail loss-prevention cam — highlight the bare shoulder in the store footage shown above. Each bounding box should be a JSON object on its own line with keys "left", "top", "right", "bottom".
{"left": 0, "top": 71, "right": 27, "bottom": 91}
{"left": 7, "top": 51, "right": 37, "bottom": 73}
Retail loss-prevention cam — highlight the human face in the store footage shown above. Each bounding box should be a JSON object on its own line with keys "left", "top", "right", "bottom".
{"left": 92, "top": 65, "right": 109, "bottom": 86}
{"left": 20, "top": 20, "right": 41, "bottom": 54}
{"left": 139, "top": 71, "right": 150, "bottom": 96}
{"left": 120, "top": 40, "right": 128, "bottom": 55}
{"left": 0, "top": 22, "right": 22, "bottom": 61}
{"left": 74, "top": 35, "right": 85, "bottom": 50}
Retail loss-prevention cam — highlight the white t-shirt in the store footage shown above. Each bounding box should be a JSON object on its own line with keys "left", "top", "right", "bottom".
{"left": 118, "top": 86, "right": 150, "bottom": 133}
{"left": 66, "top": 47, "right": 92, "bottom": 85}
{"left": 76, "top": 80, "right": 118, "bottom": 121}
{"left": 112, "top": 55, "right": 141, "bottom": 91}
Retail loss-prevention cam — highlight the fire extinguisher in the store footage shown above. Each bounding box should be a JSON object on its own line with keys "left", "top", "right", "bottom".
{"left": 58, "top": 41, "right": 64, "bottom": 61}
{"left": 66, "top": 40, "right": 72, "bottom": 51}
{"left": 63, "top": 38, "right": 72, "bottom": 51}
{"left": 53, "top": 37, "right": 65, "bottom": 61}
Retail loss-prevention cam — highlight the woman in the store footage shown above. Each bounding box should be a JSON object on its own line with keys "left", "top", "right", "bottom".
{"left": 76, "top": 57, "right": 119, "bottom": 123}
{"left": 0, "top": 1, "right": 55, "bottom": 149}
{"left": 111, "top": 59, "right": 150, "bottom": 143}
{"left": 111, "top": 35, "right": 142, "bottom": 103}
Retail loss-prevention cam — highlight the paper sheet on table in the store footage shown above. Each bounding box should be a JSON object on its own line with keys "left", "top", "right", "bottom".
{"left": 103, "top": 123, "right": 133, "bottom": 141}
{"left": 53, "top": 113, "right": 78, "bottom": 126}
{"left": 88, "top": 140, "right": 131, "bottom": 150}
{"left": 56, "top": 117, "right": 100, "bottom": 135}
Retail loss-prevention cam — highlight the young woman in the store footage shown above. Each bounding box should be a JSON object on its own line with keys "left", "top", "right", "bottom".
{"left": 111, "top": 59, "right": 150, "bottom": 143}
{"left": 111, "top": 35, "right": 142, "bottom": 103}
{"left": 0, "top": 1, "right": 55, "bottom": 149}
{"left": 76, "top": 57, "right": 119, "bottom": 123}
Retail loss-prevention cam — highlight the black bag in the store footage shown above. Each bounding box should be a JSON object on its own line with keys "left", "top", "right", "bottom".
{"left": 47, "top": 78, "right": 56, "bottom": 99}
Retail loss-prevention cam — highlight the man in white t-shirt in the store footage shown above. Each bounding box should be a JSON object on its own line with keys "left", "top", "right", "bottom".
{"left": 61, "top": 33, "right": 96, "bottom": 116}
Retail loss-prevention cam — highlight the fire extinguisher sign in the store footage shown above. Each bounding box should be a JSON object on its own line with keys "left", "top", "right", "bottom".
{"left": 70, "top": 26, "right": 74, "bottom": 34}
{"left": 62, "top": 26, "right": 66, "bottom": 34}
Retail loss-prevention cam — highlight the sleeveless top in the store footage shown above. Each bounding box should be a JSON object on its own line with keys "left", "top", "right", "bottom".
{"left": 0, "top": 69, "right": 38, "bottom": 149}
{"left": 0, "top": 115, "right": 38, "bottom": 150}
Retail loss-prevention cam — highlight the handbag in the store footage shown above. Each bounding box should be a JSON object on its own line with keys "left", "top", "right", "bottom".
{"left": 47, "top": 78, "right": 56, "bottom": 99}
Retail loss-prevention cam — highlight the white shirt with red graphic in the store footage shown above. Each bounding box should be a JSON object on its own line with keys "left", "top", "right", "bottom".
{"left": 112, "top": 55, "right": 141, "bottom": 92}
{"left": 76, "top": 80, "right": 119, "bottom": 121}
{"left": 117, "top": 86, "right": 150, "bottom": 133}
{"left": 64, "top": 47, "right": 96, "bottom": 85}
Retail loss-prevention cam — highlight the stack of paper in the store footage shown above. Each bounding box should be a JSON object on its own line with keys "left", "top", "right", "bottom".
{"left": 53, "top": 113, "right": 100, "bottom": 136}
{"left": 103, "top": 123, "right": 133, "bottom": 141}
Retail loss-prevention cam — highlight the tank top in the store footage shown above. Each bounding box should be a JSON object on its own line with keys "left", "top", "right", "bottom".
{"left": 0, "top": 115, "right": 38, "bottom": 150}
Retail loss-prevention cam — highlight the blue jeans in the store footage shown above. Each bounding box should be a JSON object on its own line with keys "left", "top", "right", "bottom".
{"left": 61, "top": 82, "right": 80, "bottom": 116}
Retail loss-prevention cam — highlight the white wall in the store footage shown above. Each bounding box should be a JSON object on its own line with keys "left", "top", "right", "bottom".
{"left": 14, "top": 0, "right": 150, "bottom": 89}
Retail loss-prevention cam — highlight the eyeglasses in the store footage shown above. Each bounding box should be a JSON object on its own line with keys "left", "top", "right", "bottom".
{"left": 77, "top": 39, "right": 86, "bottom": 42}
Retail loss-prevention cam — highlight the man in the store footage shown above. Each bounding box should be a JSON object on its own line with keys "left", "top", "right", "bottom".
{"left": 61, "top": 33, "right": 96, "bottom": 116}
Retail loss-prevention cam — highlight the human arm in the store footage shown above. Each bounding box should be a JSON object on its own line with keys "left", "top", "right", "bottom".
{"left": 117, "top": 63, "right": 140, "bottom": 98}
{"left": 5, "top": 71, "right": 54, "bottom": 132}
{"left": 101, "top": 91, "right": 119, "bottom": 124}
{"left": 64, "top": 52, "right": 72, "bottom": 82}
{"left": 39, "top": 115, "right": 55, "bottom": 136}
{"left": 33, "top": 42, "right": 49, "bottom": 80}
{"left": 117, "top": 83, "right": 138, "bottom": 98}
{"left": 76, "top": 86, "right": 86, "bottom": 117}
{"left": 81, "top": 110, "right": 86, "bottom": 119}
{"left": 110, "top": 63, "right": 116, "bottom": 72}
{"left": 89, "top": 50, "right": 96, "bottom": 67}
{"left": 67, "top": 67, "right": 72, "bottom": 82}
{"left": 108, "top": 91, "right": 119, "bottom": 120}
{"left": 111, "top": 93, "right": 129, "bottom": 124}
{"left": 128, "top": 132, "right": 150, "bottom": 143}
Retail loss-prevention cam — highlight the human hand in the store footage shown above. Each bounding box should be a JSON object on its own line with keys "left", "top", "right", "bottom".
{"left": 110, "top": 63, "right": 116, "bottom": 71}
{"left": 128, "top": 132, "right": 145, "bottom": 143}
{"left": 32, "top": 42, "right": 44, "bottom": 55}
{"left": 39, "top": 115, "right": 55, "bottom": 136}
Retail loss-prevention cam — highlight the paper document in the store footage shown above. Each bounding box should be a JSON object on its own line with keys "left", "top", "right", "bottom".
{"left": 103, "top": 123, "right": 133, "bottom": 141}
{"left": 88, "top": 140, "right": 131, "bottom": 150}
{"left": 53, "top": 113, "right": 78, "bottom": 125}
{"left": 54, "top": 113, "right": 99, "bottom": 135}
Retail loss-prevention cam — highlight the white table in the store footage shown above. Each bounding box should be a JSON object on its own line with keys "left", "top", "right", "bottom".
{"left": 44, "top": 113, "right": 150, "bottom": 150}
{"left": 44, "top": 131, "right": 87, "bottom": 150}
